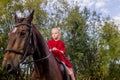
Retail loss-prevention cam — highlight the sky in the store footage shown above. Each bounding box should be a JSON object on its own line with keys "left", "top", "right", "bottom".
{"left": 45, "top": 0, "right": 120, "bottom": 26}
{"left": 68, "top": 0, "right": 120, "bottom": 26}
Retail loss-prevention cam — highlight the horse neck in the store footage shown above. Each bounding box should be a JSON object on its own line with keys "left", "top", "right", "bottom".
{"left": 32, "top": 26, "right": 50, "bottom": 78}
{"left": 31, "top": 26, "right": 62, "bottom": 80}
{"left": 33, "top": 25, "right": 49, "bottom": 61}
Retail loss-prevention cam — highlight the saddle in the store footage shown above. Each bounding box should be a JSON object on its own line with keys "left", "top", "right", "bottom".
{"left": 55, "top": 58, "right": 71, "bottom": 80}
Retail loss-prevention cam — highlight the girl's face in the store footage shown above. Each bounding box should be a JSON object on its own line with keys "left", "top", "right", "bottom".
{"left": 51, "top": 29, "right": 60, "bottom": 40}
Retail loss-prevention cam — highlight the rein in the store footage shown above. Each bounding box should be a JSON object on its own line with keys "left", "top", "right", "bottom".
{"left": 5, "top": 23, "right": 51, "bottom": 64}
{"left": 22, "top": 53, "right": 51, "bottom": 64}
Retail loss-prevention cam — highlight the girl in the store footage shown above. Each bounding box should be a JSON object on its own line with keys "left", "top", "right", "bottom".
{"left": 47, "top": 27, "right": 75, "bottom": 80}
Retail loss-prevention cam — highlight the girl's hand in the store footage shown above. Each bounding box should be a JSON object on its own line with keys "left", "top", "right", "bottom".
{"left": 52, "top": 47, "right": 64, "bottom": 54}
{"left": 52, "top": 47, "right": 58, "bottom": 51}
{"left": 49, "top": 48, "right": 56, "bottom": 52}
{"left": 49, "top": 49, "right": 52, "bottom": 52}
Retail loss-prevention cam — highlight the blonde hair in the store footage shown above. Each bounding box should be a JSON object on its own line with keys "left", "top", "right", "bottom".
{"left": 52, "top": 27, "right": 61, "bottom": 34}
{"left": 51, "top": 27, "right": 61, "bottom": 39}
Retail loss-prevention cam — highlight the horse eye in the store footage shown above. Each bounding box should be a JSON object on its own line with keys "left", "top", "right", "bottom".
{"left": 20, "top": 31, "right": 26, "bottom": 37}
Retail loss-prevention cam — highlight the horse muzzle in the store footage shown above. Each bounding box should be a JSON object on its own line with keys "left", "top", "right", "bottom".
{"left": 2, "top": 58, "right": 19, "bottom": 74}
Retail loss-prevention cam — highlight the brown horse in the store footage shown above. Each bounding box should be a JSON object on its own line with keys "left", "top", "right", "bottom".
{"left": 2, "top": 11, "right": 63, "bottom": 80}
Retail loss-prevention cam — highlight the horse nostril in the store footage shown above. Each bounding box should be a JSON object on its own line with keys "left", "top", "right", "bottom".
{"left": 6, "top": 64, "right": 12, "bottom": 72}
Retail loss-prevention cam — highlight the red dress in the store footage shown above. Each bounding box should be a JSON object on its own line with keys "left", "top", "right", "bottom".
{"left": 47, "top": 39, "right": 72, "bottom": 68}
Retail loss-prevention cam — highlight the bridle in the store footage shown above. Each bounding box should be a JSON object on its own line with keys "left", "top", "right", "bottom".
{"left": 5, "top": 23, "right": 51, "bottom": 64}
{"left": 5, "top": 23, "right": 34, "bottom": 63}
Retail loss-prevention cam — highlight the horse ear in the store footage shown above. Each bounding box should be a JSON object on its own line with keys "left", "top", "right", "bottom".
{"left": 15, "top": 13, "right": 19, "bottom": 23}
{"left": 26, "top": 10, "right": 34, "bottom": 23}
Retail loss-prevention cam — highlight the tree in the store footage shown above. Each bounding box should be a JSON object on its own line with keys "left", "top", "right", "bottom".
{"left": 0, "top": 0, "right": 48, "bottom": 53}
{"left": 0, "top": 0, "right": 47, "bottom": 79}
{"left": 64, "top": 6, "right": 101, "bottom": 79}
{"left": 0, "top": 0, "right": 12, "bottom": 8}
{"left": 0, "top": 0, "right": 119, "bottom": 79}
{"left": 98, "top": 18, "right": 120, "bottom": 80}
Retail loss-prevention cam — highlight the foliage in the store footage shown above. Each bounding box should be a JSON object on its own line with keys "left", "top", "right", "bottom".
{"left": 98, "top": 19, "right": 120, "bottom": 80}
{"left": 65, "top": 6, "right": 89, "bottom": 73}
{"left": 0, "top": 67, "right": 17, "bottom": 80}
{"left": 0, "top": 0, "right": 120, "bottom": 80}
{"left": 64, "top": 6, "right": 103, "bottom": 79}
{"left": 0, "top": 0, "right": 12, "bottom": 7}
{"left": 108, "top": 61, "right": 120, "bottom": 80}
{"left": 0, "top": 0, "right": 47, "bottom": 79}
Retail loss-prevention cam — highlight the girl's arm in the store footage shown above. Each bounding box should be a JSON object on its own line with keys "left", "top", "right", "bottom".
{"left": 52, "top": 41, "right": 66, "bottom": 55}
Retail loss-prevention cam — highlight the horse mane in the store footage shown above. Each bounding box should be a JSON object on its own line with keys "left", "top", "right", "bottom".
{"left": 32, "top": 24, "right": 50, "bottom": 78}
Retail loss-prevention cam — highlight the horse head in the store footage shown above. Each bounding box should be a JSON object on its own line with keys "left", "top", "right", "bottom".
{"left": 2, "top": 10, "right": 63, "bottom": 80}
{"left": 2, "top": 10, "right": 35, "bottom": 74}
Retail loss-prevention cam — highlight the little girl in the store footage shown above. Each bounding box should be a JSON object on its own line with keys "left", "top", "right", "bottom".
{"left": 47, "top": 27, "right": 75, "bottom": 80}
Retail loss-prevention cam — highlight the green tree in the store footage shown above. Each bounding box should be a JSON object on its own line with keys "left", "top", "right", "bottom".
{"left": 64, "top": 6, "right": 103, "bottom": 79}
{"left": 0, "top": 0, "right": 12, "bottom": 7}
{"left": 0, "top": 0, "right": 48, "bottom": 53}
{"left": 0, "top": 0, "right": 120, "bottom": 80}
{"left": 98, "top": 18, "right": 120, "bottom": 80}
{"left": 0, "top": 0, "right": 47, "bottom": 79}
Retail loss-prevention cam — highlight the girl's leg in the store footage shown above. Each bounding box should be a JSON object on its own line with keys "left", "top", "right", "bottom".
{"left": 66, "top": 67, "right": 75, "bottom": 80}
